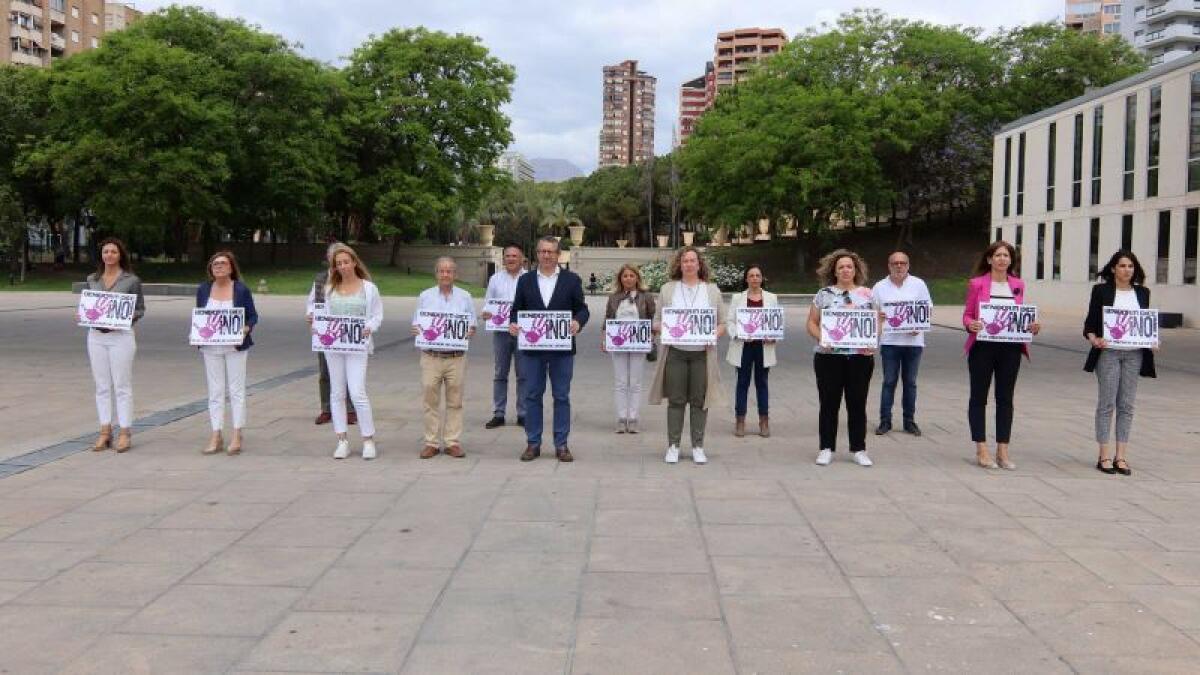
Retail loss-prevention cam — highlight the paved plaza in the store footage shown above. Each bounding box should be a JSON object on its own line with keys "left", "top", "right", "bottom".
{"left": 2, "top": 291, "right": 1200, "bottom": 673}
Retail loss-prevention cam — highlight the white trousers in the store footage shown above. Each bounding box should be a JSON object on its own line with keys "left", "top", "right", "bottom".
{"left": 87, "top": 329, "right": 136, "bottom": 428}
{"left": 611, "top": 352, "right": 646, "bottom": 421}
{"left": 202, "top": 349, "right": 248, "bottom": 431}
{"left": 326, "top": 352, "right": 375, "bottom": 437}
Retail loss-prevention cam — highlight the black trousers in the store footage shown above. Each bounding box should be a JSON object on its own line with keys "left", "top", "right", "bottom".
{"left": 967, "top": 342, "right": 1023, "bottom": 443}
{"left": 813, "top": 352, "right": 874, "bottom": 453}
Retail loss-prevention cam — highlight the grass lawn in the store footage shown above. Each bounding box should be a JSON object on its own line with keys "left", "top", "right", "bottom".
{"left": 1, "top": 263, "right": 483, "bottom": 297}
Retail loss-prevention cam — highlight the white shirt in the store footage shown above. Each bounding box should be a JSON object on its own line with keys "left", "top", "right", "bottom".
{"left": 412, "top": 285, "right": 477, "bottom": 326}
{"left": 669, "top": 281, "right": 711, "bottom": 352}
{"left": 1109, "top": 288, "right": 1141, "bottom": 351}
{"left": 201, "top": 297, "right": 236, "bottom": 355}
{"left": 485, "top": 268, "right": 525, "bottom": 302}
{"left": 989, "top": 281, "right": 1015, "bottom": 305}
{"left": 536, "top": 267, "right": 560, "bottom": 307}
{"left": 871, "top": 274, "right": 932, "bottom": 347}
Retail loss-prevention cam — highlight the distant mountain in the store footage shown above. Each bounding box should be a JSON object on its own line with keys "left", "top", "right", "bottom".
{"left": 529, "top": 158, "right": 584, "bottom": 182}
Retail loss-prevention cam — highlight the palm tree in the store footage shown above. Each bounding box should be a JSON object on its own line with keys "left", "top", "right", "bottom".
{"left": 540, "top": 199, "right": 582, "bottom": 237}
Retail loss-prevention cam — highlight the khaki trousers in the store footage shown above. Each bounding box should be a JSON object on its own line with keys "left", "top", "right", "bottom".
{"left": 421, "top": 353, "right": 467, "bottom": 446}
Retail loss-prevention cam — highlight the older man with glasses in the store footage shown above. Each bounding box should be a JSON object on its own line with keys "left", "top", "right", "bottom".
{"left": 871, "top": 251, "right": 931, "bottom": 436}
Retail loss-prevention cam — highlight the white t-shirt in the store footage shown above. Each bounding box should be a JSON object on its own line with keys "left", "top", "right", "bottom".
{"left": 989, "top": 281, "right": 1015, "bottom": 305}
{"left": 669, "top": 281, "right": 711, "bottom": 352}
{"left": 202, "top": 297, "right": 236, "bottom": 355}
{"left": 1109, "top": 289, "right": 1141, "bottom": 351}
{"left": 871, "top": 274, "right": 931, "bottom": 347}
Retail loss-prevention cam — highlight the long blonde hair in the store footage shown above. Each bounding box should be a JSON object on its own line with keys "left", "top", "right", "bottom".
{"left": 327, "top": 243, "right": 371, "bottom": 293}
{"left": 610, "top": 263, "right": 646, "bottom": 295}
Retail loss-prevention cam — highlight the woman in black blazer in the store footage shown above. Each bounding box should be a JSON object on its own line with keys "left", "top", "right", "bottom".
{"left": 1083, "top": 250, "right": 1156, "bottom": 476}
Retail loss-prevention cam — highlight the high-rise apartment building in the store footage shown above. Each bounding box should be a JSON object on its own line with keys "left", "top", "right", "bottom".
{"left": 677, "top": 62, "right": 714, "bottom": 146}
{"left": 599, "top": 59, "right": 656, "bottom": 168}
{"left": 1066, "top": 1, "right": 1123, "bottom": 35}
{"left": 2, "top": 0, "right": 140, "bottom": 68}
{"left": 713, "top": 27, "right": 786, "bottom": 92}
{"left": 1119, "top": 0, "right": 1200, "bottom": 66}
{"left": 496, "top": 151, "right": 535, "bottom": 182}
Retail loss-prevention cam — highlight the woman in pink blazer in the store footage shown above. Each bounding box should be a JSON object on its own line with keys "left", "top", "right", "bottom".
{"left": 962, "top": 241, "right": 1040, "bottom": 470}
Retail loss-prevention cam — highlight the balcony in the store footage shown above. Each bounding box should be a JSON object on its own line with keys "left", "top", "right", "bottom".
{"left": 50, "top": 33, "right": 65, "bottom": 51}
{"left": 11, "top": 0, "right": 44, "bottom": 15}
{"left": 50, "top": 9, "right": 65, "bottom": 26}
{"left": 11, "top": 50, "right": 45, "bottom": 66}
{"left": 1144, "top": 0, "right": 1200, "bottom": 24}
{"left": 1140, "top": 21, "right": 1200, "bottom": 46}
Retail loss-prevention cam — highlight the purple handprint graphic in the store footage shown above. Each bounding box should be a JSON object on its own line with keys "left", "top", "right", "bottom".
{"left": 664, "top": 313, "right": 690, "bottom": 339}
{"left": 741, "top": 311, "right": 763, "bottom": 336}
{"left": 826, "top": 315, "right": 853, "bottom": 342}
{"left": 317, "top": 319, "right": 344, "bottom": 347}
{"left": 84, "top": 296, "right": 112, "bottom": 322}
{"left": 886, "top": 304, "right": 911, "bottom": 328}
{"left": 1106, "top": 312, "right": 1131, "bottom": 340}
{"left": 984, "top": 307, "right": 1010, "bottom": 336}
{"left": 522, "top": 316, "right": 547, "bottom": 344}
{"left": 489, "top": 303, "right": 511, "bottom": 327}
{"left": 193, "top": 313, "right": 223, "bottom": 340}
{"left": 607, "top": 323, "right": 635, "bottom": 347}
{"left": 422, "top": 315, "right": 447, "bottom": 342}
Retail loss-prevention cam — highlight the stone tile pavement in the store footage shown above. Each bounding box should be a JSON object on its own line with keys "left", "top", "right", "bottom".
{"left": 1, "top": 293, "right": 1200, "bottom": 673}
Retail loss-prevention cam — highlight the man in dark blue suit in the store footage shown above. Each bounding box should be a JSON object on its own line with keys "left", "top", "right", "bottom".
{"left": 508, "top": 236, "right": 590, "bottom": 462}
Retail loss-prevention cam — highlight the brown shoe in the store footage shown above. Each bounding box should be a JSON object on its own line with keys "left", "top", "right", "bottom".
{"left": 92, "top": 425, "right": 112, "bottom": 451}
{"left": 202, "top": 431, "right": 223, "bottom": 455}
{"left": 520, "top": 444, "right": 540, "bottom": 461}
{"left": 759, "top": 416, "right": 770, "bottom": 438}
{"left": 314, "top": 411, "right": 332, "bottom": 425}
{"left": 555, "top": 446, "right": 574, "bottom": 463}
{"left": 446, "top": 444, "right": 465, "bottom": 458}
{"left": 226, "top": 430, "right": 243, "bottom": 456}
{"left": 115, "top": 429, "right": 132, "bottom": 453}
{"left": 734, "top": 417, "right": 745, "bottom": 438}
{"left": 420, "top": 445, "right": 440, "bottom": 459}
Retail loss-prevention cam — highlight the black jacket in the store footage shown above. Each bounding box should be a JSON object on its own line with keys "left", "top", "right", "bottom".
{"left": 510, "top": 267, "right": 590, "bottom": 355}
{"left": 1082, "top": 282, "right": 1156, "bottom": 377}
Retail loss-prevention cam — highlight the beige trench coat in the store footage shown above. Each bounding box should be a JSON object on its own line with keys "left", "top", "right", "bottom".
{"left": 648, "top": 281, "right": 728, "bottom": 410}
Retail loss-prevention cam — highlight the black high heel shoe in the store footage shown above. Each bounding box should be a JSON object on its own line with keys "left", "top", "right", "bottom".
{"left": 1096, "top": 458, "right": 1116, "bottom": 475}
{"left": 1113, "top": 458, "right": 1132, "bottom": 476}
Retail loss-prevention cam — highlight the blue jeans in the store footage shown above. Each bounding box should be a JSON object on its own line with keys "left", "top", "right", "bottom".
{"left": 492, "top": 332, "right": 526, "bottom": 418}
{"left": 879, "top": 345, "right": 922, "bottom": 423}
{"left": 520, "top": 351, "right": 574, "bottom": 448}
{"left": 734, "top": 341, "right": 769, "bottom": 417}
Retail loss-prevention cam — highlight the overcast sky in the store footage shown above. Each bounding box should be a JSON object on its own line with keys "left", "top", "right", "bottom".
{"left": 137, "top": 1, "right": 1067, "bottom": 173}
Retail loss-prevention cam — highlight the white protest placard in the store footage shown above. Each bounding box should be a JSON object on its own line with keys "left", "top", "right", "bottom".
{"left": 735, "top": 307, "right": 785, "bottom": 341}
{"left": 881, "top": 300, "right": 932, "bottom": 333}
{"left": 189, "top": 307, "right": 246, "bottom": 346}
{"left": 661, "top": 308, "right": 718, "bottom": 346}
{"left": 77, "top": 290, "right": 138, "bottom": 330}
{"left": 482, "top": 299, "right": 513, "bottom": 333}
{"left": 820, "top": 307, "right": 879, "bottom": 349}
{"left": 311, "top": 313, "right": 369, "bottom": 354}
{"left": 1103, "top": 307, "right": 1159, "bottom": 349}
{"left": 517, "top": 311, "right": 573, "bottom": 351}
{"left": 605, "top": 319, "right": 653, "bottom": 353}
{"left": 414, "top": 310, "right": 472, "bottom": 351}
{"left": 975, "top": 303, "right": 1038, "bottom": 343}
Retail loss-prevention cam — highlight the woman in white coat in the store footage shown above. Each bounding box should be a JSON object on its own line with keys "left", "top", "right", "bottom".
{"left": 726, "top": 265, "right": 777, "bottom": 438}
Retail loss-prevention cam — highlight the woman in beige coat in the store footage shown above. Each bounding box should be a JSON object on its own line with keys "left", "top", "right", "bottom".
{"left": 726, "top": 265, "right": 778, "bottom": 438}
{"left": 648, "top": 247, "right": 727, "bottom": 464}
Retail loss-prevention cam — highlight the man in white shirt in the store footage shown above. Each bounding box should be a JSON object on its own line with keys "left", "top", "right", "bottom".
{"left": 481, "top": 244, "right": 526, "bottom": 429}
{"left": 871, "top": 251, "right": 931, "bottom": 436}
{"left": 411, "top": 257, "right": 477, "bottom": 458}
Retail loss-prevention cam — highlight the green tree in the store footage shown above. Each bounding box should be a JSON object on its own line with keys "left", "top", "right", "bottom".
{"left": 0, "top": 66, "right": 52, "bottom": 272}
{"left": 540, "top": 199, "right": 581, "bottom": 236}
{"left": 343, "top": 28, "right": 514, "bottom": 263}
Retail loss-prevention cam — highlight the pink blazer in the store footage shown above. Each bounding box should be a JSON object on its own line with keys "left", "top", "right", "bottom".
{"left": 962, "top": 273, "right": 1029, "bottom": 358}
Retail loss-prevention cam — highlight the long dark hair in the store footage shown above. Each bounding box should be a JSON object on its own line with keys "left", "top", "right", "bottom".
{"left": 1098, "top": 249, "right": 1146, "bottom": 286}
{"left": 94, "top": 237, "right": 132, "bottom": 274}
{"left": 971, "top": 240, "right": 1021, "bottom": 277}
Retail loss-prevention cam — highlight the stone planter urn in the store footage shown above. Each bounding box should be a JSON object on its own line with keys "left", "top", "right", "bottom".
{"left": 568, "top": 224, "right": 585, "bottom": 247}
{"left": 475, "top": 223, "right": 495, "bottom": 247}
{"left": 656, "top": 235, "right": 669, "bottom": 248}
{"left": 682, "top": 231, "right": 695, "bottom": 246}
{"left": 616, "top": 239, "right": 628, "bottom": 248}
{"left": 712, "top": 226, "right": 729, "bottom": 246}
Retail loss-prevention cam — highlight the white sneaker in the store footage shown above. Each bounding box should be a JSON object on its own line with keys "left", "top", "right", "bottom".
{"left": 362, "top": 440, "right": 377, "bottom": 460}
{"left": 853, "top": 451, "right": 873, "bottom": 467}
{"left": 692, "top": 447, "right": 707, "bottom": 464}
{"left": 664, "top": 445, "right": 680, "bottom": 464}
{"left": 815, "top": 449, "right": 833, "bottom": 466}
{"left": 333, "top": 439, "right": 350, "bottom": 460}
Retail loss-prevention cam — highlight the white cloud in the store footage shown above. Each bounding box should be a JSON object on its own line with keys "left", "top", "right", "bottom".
{"left": 136, "top": 1, "right": 1066, "bottom": 172}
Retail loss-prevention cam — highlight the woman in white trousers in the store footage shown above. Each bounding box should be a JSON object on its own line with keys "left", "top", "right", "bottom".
{"left": 83, "top": 238, "right": 144, "bottom": 453}
{"left": 600, "top": 264, "right": 656, "bottom": 434}
{"left": 196, "top": 251, "right": 258, "bottom": 455}
{"left": 312, "top": 244, "right": 384, "bottom": 460}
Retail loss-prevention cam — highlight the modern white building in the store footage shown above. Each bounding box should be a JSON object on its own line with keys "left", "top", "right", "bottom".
{"left": 992, "top": 52, "right": 1200, "bottom": 325}
{"left": 1119, "top": 0, "right": 1200, "bottom": 66}
{"left": 496, "top": 151, "right": 535, "bottom": 182}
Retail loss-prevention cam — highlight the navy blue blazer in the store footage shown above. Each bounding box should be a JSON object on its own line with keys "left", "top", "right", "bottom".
{"left": 509, "top": 267, "right": 590, "bottom": 354}
{"left": 195, "top": 280, "right": 259, "bottom": 350}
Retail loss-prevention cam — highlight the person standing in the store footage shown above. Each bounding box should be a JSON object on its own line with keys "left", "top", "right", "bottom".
{"left": 1083, "top": 250, "right": 1156, "bottom": 476}
{"left": 411, "top": 257, "right": 477, "bottom": 459}
{"left": 806, "top": 249, "right": 877, "bottom": 467}
{"left": 509, "top": 236, "right": 589, "bottom": 462}
{"left": 648, "top": 247, "right": 727, "bottom": 465}
{"left": 482, "top": 244, "right": 526, "bottom": 429}
{"left": 312, "top": 244, "right": 383, "bottom": 460}
{"left": 871, "top": 251, "right": 932, "bottom": 436}
{"left": 963, "top": 240, "right": 1040, "bottom": 470}
{"left": 307, "top": 244, "right": 355, "bottom": 426}
{"left": 196, "top": 251, "right": 258, "bottom": 455}
{"left": 601, "top": 264, "right": 655, "bottom": 434}
{"left": 83, "top": 238, "right": 144, "bottom": 453}
{"left": 726, "top": 264, "right": 777, "bottom": 438}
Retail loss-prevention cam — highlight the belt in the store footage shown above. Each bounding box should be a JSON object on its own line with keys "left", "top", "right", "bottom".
{"left": 423, "top": 350, "right": 465, "bottom": 358}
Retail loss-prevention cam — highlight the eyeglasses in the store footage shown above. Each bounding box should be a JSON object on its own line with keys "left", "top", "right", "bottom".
{"left": 889, "top": 261, "right": 909, "bottom": 266}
